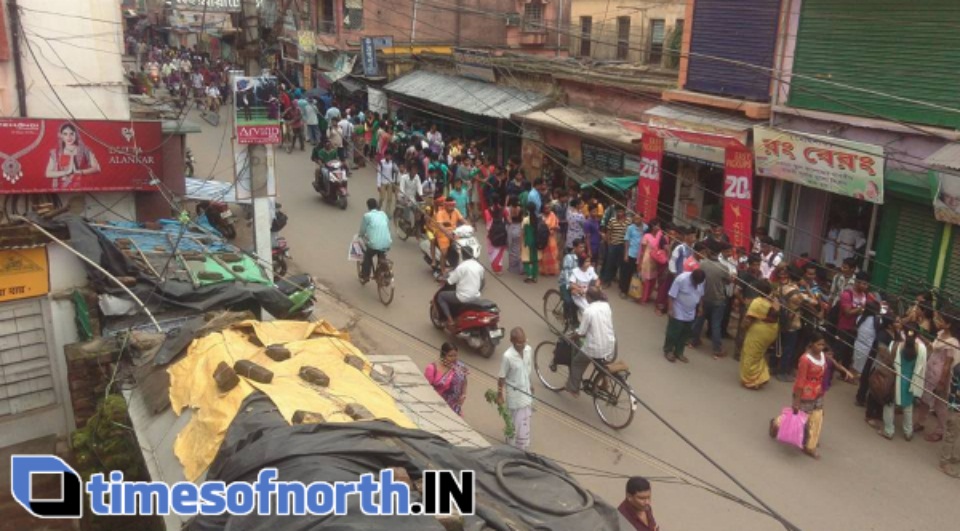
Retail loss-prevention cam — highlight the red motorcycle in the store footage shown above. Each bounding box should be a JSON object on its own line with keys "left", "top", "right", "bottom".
{"left": 196, "top": 200, "right": 237, "bottom": 240}
{"left": 429, "top": 283, "right": 504, "bottom": 358}
{"left": 272, "top": 236, "right": 290, "bottom": 277}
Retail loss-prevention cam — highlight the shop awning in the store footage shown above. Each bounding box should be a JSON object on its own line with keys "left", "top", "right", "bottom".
{"left": 384, "top": 70, "right": 549, "bottom": 119}
{"left": 925, "top": 143, "right": 960, "bottom": 170}
{"left": 336, "top": 77, "right": 363, "bottom": 94}
{"left": 580, "top": 176, "right": 638, "bottom": 193}
{"left": 515, "top": 107, "right": 642, "bottom": 147}
{"left": 642, "top": 104, "right": 760, "bottom": 147}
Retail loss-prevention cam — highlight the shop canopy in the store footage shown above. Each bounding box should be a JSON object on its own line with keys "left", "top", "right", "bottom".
{"left": 515, "top": 106, "right": 643, "bottom": 147}
{"left": 383, "top": 70, "right": 549, "bottom": 119}
{"left": 580, "top": 175, "right": 638, "bottom": 193}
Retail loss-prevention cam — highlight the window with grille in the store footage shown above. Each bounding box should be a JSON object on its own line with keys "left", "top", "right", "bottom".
{"left": 344, "top": 0, "right": 363, "bottom": 30}
{"left": 524, "top": 2, "right": 545, "bottom": 31}
{"left": 580, "top": 16, "right": 593, "bottom": 56}
{"left": 616, "top": 16, "right": 630, "bottom": 60}
{"left": 649, "top": 19, "right": 665, "bottom": 64}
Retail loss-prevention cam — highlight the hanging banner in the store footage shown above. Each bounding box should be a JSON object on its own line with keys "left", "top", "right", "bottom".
{"left": 753, "top": 126, "right": 884, "bottom": 204}
{"left": 0, "top": 119, "right": 163, "bottom": 193}
{"left": 723, "top": 146, "right": 753, "bottom": 251}
{"left": 233, "top": 76, "right": 282, "bottom": 145}
{"left": 0, "top": 247, "right": 49, "bottom": 302}
{"left": 636, "top": 135, "right": 663, "bottom": 222}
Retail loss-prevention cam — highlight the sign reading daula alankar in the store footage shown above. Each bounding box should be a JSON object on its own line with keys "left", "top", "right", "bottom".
{"left": 0, "top": 119, "right": 163, "bottom": 193}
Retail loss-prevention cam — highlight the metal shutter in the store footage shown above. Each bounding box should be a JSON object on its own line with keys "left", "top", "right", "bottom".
{"left": 939, "top": 230, "right": 960, "bottom": 302}
{"left": 884, "top": 201, "right": 940, "bottom": 296}
{"left": 0, "top": 300, "right": 54, "bottom": 417}
{"left": 789, "top": 0, "right": 960, "bottom": 129}
{"left": 685, "top": 0, "right": 782, "bottom": 102}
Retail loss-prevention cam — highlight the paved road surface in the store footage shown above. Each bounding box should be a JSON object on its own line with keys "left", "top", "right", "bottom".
{"left": 189, "top": 113, "right": 958, "bottom": 531}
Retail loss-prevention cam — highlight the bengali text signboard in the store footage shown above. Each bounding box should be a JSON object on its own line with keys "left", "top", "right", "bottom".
{"left": 753, "top": 126, "right": 884, "bottom": 204}
{"left": 0, "top": 119, "right": 163, "bottom": 193}
{"left": 0, "top": 248, "right": 49, "bottom": 302}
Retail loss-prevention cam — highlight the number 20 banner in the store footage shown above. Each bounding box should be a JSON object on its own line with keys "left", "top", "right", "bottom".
{"left": 723, "top": 146, "right": 753, "bottom": 251}
{"left": 636, "top": 135, "right": 663, "bottom": 222}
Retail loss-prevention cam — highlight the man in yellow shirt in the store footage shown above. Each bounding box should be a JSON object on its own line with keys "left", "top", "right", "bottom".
{"left": 431, "top": 197, "right": 467, "bottom": 277}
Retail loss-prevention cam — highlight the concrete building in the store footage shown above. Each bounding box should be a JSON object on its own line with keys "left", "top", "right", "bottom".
{"left": 569, "top": 0, "right": 685, "bottom": 66}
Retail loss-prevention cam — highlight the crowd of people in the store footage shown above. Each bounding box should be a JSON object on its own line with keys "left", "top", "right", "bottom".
{"left": 127, "top": 43, "right": 236, "bottom": 114}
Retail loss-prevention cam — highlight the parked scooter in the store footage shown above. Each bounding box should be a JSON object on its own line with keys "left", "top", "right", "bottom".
{"left": 196, "top": 200, "right": 236, "bottom": 240}
{"left": 429, "top": 283, "right": 504, "bottom": 358}
{"left": 420, "top": 224, "right": 481, "bottom": 280}
{"left": 312, "top": 159, "right": 349, "bottom": 210}
{"left": 272, "top": 236, "right": 291, "bottom": 277}
{"left": 276, "top": 273, "right": 315, "bottom": 320}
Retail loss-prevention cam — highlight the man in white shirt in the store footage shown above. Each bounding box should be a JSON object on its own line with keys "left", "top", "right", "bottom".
{"left": 437, "top": 247, "right": 485, "bottom": 330}
{"left": 303, "top": 99, "right": 320, "bottom": 145}
{"left": 338, "top": 116, "right": 356, "bottom": 168}
{"left": 377, "top": 153, "right": 399, "bottom": 220}
{"left": 498, "top": 327, "right": 534, "bottom": 451}
{"left": 759, "top": 236, "right": 784, "bottom": 280}
{"left": 566, "top": 288, "right": 616, "bottom": 395}
{"left": 205, "top": 84, "right": 221, "bottom": 112}
{"left": 398, "top": 165, "right": 423, "bottom": 236}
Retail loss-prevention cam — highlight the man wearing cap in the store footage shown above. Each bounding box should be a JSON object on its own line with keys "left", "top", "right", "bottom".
{"left": 690, "top": 241, "right": 734, "bottom": 358}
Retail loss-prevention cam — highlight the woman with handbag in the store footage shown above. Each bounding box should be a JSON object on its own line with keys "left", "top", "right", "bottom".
{"left": 639, "top": 219, "right": 665, "bottom": 305}
{"left": 424, "top": 343, "right": 469, "bottom": 416}
{"left": 772, "top": 332, "right": 854, "bottom": 459}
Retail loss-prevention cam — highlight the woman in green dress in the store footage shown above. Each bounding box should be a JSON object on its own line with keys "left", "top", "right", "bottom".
{"left": 520, "top": 202, "right": 539, "bottom": 283}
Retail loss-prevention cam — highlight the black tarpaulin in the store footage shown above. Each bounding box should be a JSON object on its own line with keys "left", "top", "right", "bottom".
{"left": 187, "top": 393, "right": 627, "bottom": 530}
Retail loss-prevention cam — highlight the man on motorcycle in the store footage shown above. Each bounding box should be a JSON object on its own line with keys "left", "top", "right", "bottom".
{"left": 438, "top": 246, "right": 485, "bottom": 332}
{"left": 311, "top": 140, "right": 340, "bottom": 194}
{"left": 566, "top": 287, "right": 616, "bottom": 397}
{"left": 431, "top": 197, "right": 468, "bottom": 277}
{"left": 358, "top": 198, "right": 392, "bottom": 284}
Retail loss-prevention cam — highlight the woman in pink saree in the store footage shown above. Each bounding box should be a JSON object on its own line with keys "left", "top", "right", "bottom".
{"left": 424, "top": 342, "right": 470, "bottom": 415}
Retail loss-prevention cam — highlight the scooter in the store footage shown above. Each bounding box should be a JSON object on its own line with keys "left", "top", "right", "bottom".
{"left": 312, "top": 160, "right": 349, "bottom": 210}
{"left": 419, "top": 224, "right": 481, "bottom": 280}
{"left": 276, "top": 273, "right": 315, "bottom": 320}
{"left": 429, "top": 283, "right": 503, "bottom": 358}
{"left": 272, "top": 236, "right": 291, "bottom": 277}
{"left": 196, "top": 200, "right": 236, "bottom": 240}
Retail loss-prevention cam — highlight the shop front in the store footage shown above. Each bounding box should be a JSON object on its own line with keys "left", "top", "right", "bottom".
{"left": 753, "top": 126, "right": 884, "bottom": 270}
{"left": 514, "top": 107, "right": 643, "bottom": 190}
{"left": 384, "top": 70, "right": 549, "bottom": 164}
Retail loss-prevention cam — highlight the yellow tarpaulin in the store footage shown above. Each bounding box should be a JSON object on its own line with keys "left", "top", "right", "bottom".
{"left": 168, "top": 320, "right": 413, "bottom": 482}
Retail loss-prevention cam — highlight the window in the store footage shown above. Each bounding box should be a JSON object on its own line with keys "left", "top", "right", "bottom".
{"left": 344, "top": 0, "right": 363, "bottom": 31}
{"left": 319, "top": 0, "right": 335, "bottom": 33}
{"left": 523, "top": 1, "right": 545, "bottom": 32}
{"left": 616, "top": 16, "right": 630, "bottom": 60}
{"left": 580, "top": 16, "right": 592, "bottom": 57}
{"left": 649, "top": 19, "right": 665, "bottom": 64}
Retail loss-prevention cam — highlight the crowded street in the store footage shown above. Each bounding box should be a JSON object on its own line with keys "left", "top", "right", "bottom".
{"left": 184, "top": 106, "right": 960, "bottom": 531}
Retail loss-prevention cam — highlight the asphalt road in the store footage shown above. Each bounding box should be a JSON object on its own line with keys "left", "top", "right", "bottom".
{"left": 188, "top": 111, "right": 959, "bottom": 531}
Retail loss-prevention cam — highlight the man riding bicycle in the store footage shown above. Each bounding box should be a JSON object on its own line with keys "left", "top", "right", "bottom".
{"left": 566, "top": 287, "right": 616, "bottom": 397}
{"left": 358, "top": 198, "right": 392, "bottom": 284}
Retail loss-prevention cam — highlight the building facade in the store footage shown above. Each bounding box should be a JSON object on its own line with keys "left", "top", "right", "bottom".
{"left": 569, "top": 0, "right": 685, "bottom": 66}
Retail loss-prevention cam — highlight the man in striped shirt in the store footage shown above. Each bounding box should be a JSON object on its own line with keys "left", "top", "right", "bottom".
{"left": 601, "top": 207, "right": 630, "bottom": 286}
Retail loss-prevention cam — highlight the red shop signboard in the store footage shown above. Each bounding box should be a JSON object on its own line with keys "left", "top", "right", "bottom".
{"left": 0, "top": 119, "right": 163, "bottom": 194}
{"left": 636, "top": 135, "right": 663, "bottom": 222}
{"left": 723, "top": 146, "right": 754, "bottom": 251}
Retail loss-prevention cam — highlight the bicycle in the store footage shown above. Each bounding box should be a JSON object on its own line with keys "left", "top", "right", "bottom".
{"left": 394, "top": 199, "right": 425, "bottom": 242}
{"left": 534, "top": 335, "right": 636, "bottom": 429}
{"left": 357, "top": 250, "right": 395, "bottom": 306}
{"left": 542, "top": 288, "right": 581, "bottom": 333}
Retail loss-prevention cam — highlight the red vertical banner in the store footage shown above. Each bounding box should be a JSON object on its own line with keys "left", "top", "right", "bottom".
{"left": 637, "top": 135, "right": 664, "bottom": 221}
{"left": 723, "top": 146, "right": 754, "bottom": 251}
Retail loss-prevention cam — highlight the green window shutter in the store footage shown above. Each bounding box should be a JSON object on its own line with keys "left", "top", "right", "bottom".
{"left": 940, "top": 228, "right": 960, "bottom": 301}
{"left": 789, "top": 0, "right": 960, "bottom": 129}
{"left": 875, "top": 198, "right": 941, "bottom": 295}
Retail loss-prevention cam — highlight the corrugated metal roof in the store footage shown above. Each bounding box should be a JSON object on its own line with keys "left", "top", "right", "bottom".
{"left": 925, "top": 143, "right": 960, "bottom": 170}
{"left": 644, "top": 104, "right": 760, "bottom": 132}
{"left": 516, "top": 107, "right": 643, "bottom": 147}
{"left": 384, "top": 70, "right": 549, "bottom": 119}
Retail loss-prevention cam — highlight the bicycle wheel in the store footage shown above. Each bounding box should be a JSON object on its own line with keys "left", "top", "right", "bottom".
{"left": 542, "top": 289, "right": 567, "bottom": 333}
{"left": 593, "top": 373, "right": 636, "bottom": 430}
{"left": 394, "top": 208, "right": 410, "bottom": 241}
{"left": 534, "top": 340, "right": 569, "bottom": 392}
{"left": 377, "top": 263, "right": 395, "bottom": 306}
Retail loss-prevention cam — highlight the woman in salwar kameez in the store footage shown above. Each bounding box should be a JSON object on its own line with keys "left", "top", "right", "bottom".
{"left": 521, "top": 203, "right": 539, "bottom": 283}
{"left": 506, "top": 198, "right": 524, "bottom": 275}
{"left": 540, "top": 203, "right": 559, "bottom": 276}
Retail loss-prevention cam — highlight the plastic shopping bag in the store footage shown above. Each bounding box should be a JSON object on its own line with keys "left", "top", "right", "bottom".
{"left": 348, "top": 235, "right": 366, "bottom": 262}
{"left": 775, "top": 407, "right": 808, "bottom": 449}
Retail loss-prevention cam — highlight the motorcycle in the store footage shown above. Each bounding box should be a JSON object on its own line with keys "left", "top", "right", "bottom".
{"left": 312, "top": 159, "right": 349, "bottom": 210}
{"left": 276, "top": 273, "right": 315, "bottom": 320}
{"left": 420, "top": 224, "right": 481, "bottom": 280}
{"left": 429, "top": 283, "right": 503, "bottom": 358}
{"left": 272, "top": 236, "right": 291, "bottom": 277}
{"left": 196, "top": 200, "right": 236, "bottom": 240}
{"left": 185, "top": 148, "right": 196, "bottom": 177}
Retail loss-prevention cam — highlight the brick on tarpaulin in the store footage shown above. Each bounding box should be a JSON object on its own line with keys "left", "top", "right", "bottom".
{"left": 299, "top": 366, "right": 330, "bottom": 387}
{"left": 213, "top": 361, "right": 240, "bottom": 392}
{"left": 291, "top": 410, "right": 326, "bottom": 424}
{"left": 344, "top": 354, "right": 366, "bottom": 371}
{"left": 234, "top": 360, "right": 274, "bottom": 384}
{"left": 344, "top": 403, "right": 373, "bottom": 421}
{"left": 265, "top": 344, "right": 292, "bottom": 362}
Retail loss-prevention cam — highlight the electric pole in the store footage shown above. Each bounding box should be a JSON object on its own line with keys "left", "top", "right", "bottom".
{"left": 239, "top": 0, "right": 277, "bottom": 319}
